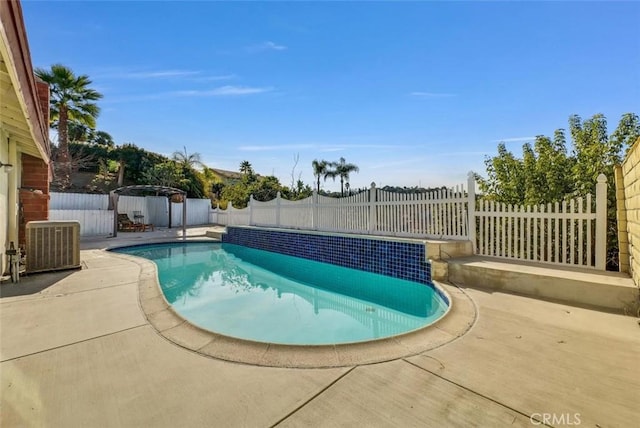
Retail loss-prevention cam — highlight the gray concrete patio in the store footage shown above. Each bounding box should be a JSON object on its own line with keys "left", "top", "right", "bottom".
{"left": 1, "top": 227, "right": 639, "bottom": 427}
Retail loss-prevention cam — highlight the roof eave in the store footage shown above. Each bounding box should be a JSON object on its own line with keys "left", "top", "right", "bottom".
{"left": 0, "top": 0, "right": 50, "bottom": 163}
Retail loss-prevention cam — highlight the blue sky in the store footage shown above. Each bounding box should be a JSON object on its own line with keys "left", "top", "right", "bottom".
{"left": 21, "top": 0, "right": 640, "bottom": 191}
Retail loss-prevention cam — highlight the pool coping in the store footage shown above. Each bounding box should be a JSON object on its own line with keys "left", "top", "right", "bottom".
{"left": 107, "top": 240, "right": 477, "bottom": 368}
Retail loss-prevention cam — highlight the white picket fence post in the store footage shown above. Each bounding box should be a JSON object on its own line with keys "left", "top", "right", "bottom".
{"left": 312, "top": 190, "right": 318, "bottom": 230}
{"left": 249, "top": 195, "right": 254, "bottom": 226}
{"left": 369, "top": 182, "right": 377, "bottom": 234}
{"left": 595, "top": 174, "right": 607, "bottom": 270}
{"left": 275, "top": 192, "right": 281, "bottom": 227}
{"left": 467, "top": 172, "right": 476, "bottom": 253}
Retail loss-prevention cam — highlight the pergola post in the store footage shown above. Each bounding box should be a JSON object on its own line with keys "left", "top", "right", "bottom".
{"left": 109, "top": 191, "right": 119, "bottom": 237}
{"left": 182, "top": 193, "right": 187, "bottom": 240}
{"left": 112, "top": 185, "right": 187, "bottom": 235}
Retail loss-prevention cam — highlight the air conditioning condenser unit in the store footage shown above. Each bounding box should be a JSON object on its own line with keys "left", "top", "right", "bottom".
{"left": 26, "top": 221, "right": 81, "bottom": 273}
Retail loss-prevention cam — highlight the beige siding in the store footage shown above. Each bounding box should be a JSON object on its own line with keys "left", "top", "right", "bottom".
{"left": 618, "top": 137, "right": 640, "bottom": 294}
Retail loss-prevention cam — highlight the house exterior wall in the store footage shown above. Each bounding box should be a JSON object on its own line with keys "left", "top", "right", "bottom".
{"left": 0, "top": 129, "right": 9, "bottom": 275}
{"left": 618, "top": 137, "right": 640, "bottom": 299}
{"left": 19, "top": 154, "right": 49, "bottom": 247}
{"left": 1, "top": 0, "right": 51, "bottom": 276}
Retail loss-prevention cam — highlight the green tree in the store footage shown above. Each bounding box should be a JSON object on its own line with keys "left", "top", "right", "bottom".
{"left": 221, "top": 175, "right": 287, "bottom": 208}
{"left": 180, "top": 166, "right": 207, "bottom": 198}
{"left": 612, "top": 113, "right": 640, "bottom": 155}
{"left": 172, "top": 146, "right": 204, "bottom": 170}
{"left": 68, "top": 141, "right": 111, "bottom": 173}
{"left": 476, "top": 113, "right": 640, "bottom": 269}
{"left": 475, "top": 143, "right": 526, "bottom": 205}
{"left": 221, "top": 182, "right": 250, "bottom": 208}
{"left": 112, "top": 143, "right": 168, "bottom": 185}
{"left": 285, "top": 179, "right": 313, "bottom": 200}
{"left": 251, "top": 176, "right": 286, "bottom": 201}
{"left": 67, "top": 121, "right": 93, "bottom": 143}
{"left": 92, "top": 130, "right": 115, "bottom": 147}
{"left": 35, "top": 64, "right": 102, "bottom": 187}
{"left": 141, "top": 161, "right": 206, "bottom": 198}
{"left": 239, "top": 160, "right": 253, "bottom": 174}
{"left": 569, "top": 114, "right": 612, "bottom": 196}
{"left": 532, "top": 130, "right": 574, "bottom": 203}
{"left": 311, "top": 159, "right": 330, "bottom": 192}
{"left": 142, "top": 162, "right": 183, "bottom": 188}
{"left": 239, "top": 160, "right": 256, "bottom": 183}
{"left": 326, "top": 157, "right": 359, "bottom": 197}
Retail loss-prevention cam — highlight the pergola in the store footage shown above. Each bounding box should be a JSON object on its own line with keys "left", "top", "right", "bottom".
{"left": 110, "top": 185, "right": 187, "bottom": 239}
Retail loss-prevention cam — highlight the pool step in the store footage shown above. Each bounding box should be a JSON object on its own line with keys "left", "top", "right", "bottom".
{"left": 426, "top": 240, "right": 473, "bottom": 261}
{"left": 205, "top": 230, "right": 224, "bottom": 240}
{"left": 443, "top": 256, "right": 639, "bottom": 313}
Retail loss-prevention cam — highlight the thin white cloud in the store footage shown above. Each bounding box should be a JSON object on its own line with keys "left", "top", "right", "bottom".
{"left": 410, "top": 92, "right": 457, "bottom": 98}
{"left": 93, "top": 67, "right": 239, "bottom": 82}
{"left": 247, "top": 41, "right": 288, "bottom": 52}
{"left": 264, "top": 41, "right": 287, "bottom": 50}
{"left": 194, "top": 74, "right": 237, "bottom": 82}
{"left": 103, "top": 85, "right": 272, "bottom": 103}
{"left": 494, "top": 136, "right": 536, "bottom": 143}
{"left": 98, "top": 69, "right": 202, "bottom": 79}
{"left": 239, "top": 144, "right": 316, "bottom": 152}
{"left": 174, "top": 85, "right": 273, "bottom": 96}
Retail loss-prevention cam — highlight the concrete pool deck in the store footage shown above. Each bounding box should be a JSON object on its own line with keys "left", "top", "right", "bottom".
{"left": 1, "top": 227, "right": 639, "bottom": 427}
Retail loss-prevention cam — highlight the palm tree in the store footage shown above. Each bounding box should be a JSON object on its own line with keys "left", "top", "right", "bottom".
{"left": 92, "top": 130, "right": 115, "bottom": 147}
{"left": 172, "top": 146, "right": 204, "bottom": 169}
{"left": 67, "top": 121, "right": 93, "bottom": 143}
{"left": 311, "top": 159, "right": 329, "bottom": 192}
{"left": 35, "top": 64, "right": 102, "bottom": 187}
{"left": 239, "top": 160, "right": 254, "bottom": 175}
{"left": 327, "top": 157, "right": 359, "bottom": 197}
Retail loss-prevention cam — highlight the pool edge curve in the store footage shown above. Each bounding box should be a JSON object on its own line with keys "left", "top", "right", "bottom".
{"left": 107, "top": 241, "right": 477, "bottom": 368}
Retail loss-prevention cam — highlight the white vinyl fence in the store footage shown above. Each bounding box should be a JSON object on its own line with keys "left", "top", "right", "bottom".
{"left": 211, "top": 173, "right": 608, "bottom": 270}
{"left": 212, "top": 183, "right": 469, "bottom": 240}
{"left": 48, "top": 209, "right": 113, "bottom": 236}
{"left": 49, "top": 173, "right": 608, "bottom": 269}
{"left": 49, "top": 193, "right": 213, "bottom": 237}
{"left": 472, "top": 174, "right": 608, "bottom": 270}
{"left": 170, "top": 199, "right": 212, "bottom": 227}
{"left": 50, "top": 192, "right": 109, "bottom": 210}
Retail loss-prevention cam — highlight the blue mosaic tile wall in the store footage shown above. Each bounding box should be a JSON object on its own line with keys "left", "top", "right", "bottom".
{"left": 222, "top": 227, "right": 432, "bottom": 285}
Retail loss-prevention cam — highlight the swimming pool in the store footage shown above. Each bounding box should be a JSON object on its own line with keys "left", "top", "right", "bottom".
{"left": 114, "top": 242, "right": 449, "bottom": 345}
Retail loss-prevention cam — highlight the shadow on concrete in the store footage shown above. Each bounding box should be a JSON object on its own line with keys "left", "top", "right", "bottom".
{"left": 0, "top": 269, "right": 78, "bottom": 298}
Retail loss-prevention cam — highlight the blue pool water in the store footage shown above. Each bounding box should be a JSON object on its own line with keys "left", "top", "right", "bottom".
{"left": 114, "top": 242, "right": 448, "bottom": 345}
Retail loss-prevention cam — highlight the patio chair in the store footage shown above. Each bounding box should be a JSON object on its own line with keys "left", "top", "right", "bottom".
{"left": 118, "top": 213, "right": 143, "bottom": 232}
{"left": 133, "top": 210, "right": 144, "bottom": 224}
{"left": 131, "top": 210, "right": 154, "bottom": 232}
